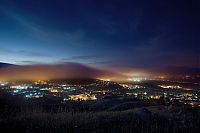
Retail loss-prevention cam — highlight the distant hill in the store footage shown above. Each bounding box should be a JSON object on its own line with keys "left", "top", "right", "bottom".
{"left": 0, "top": 62, "right": 15, "bottom": 68}
{"left": 49, "top": 78, "right": 99, "bottom": 85}
{"left": 152, "top": 66, "right": 200, "bottom": 76}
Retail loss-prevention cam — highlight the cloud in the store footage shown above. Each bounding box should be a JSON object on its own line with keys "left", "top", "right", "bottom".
{"left": 62, "top": 55, "right": 100, "bottom": 61}
{"left": 0, "top": 62, "right": 126, "bottom": 81}
{"left": 17, "top": 50, "right": 51, "bottom": 57}
{"left": 0, "top": 61, "right": 198, "bottom": 82}
{"left": 60, "top": 55, "right": 112, "bottom": 67}
{"left": 149, "top": 66, "right": 200, "bottom": 76}
{"left": 14, "top": 61, "right": 44, "bottom": 65}
{"left": 1, "top": 8, "right": 87, "bottom": 47}
{"left": 0, "top": 47, "right": 51, "bottom": 57}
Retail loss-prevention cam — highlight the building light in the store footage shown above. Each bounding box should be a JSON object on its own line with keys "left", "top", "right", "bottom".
{"left": 0, "top": 82, "right": 8, "bottom": 86}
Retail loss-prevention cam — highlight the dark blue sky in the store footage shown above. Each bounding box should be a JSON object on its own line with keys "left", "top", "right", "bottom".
{"left": 0, "top": 0, "right": 199, "bottom": 70}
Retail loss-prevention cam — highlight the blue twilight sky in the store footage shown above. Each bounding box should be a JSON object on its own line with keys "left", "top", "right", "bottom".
{"left": 0, "top": 0, "right": 199, "bottom": 70}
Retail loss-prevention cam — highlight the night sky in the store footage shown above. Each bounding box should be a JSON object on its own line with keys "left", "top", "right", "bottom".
{"left": 0, "top": 0, "right": 199, "bottom": 80}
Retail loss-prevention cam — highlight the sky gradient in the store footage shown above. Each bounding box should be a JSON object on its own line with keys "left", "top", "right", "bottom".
{"left": 0, "top": 0, "right": 199, "bottom": 80}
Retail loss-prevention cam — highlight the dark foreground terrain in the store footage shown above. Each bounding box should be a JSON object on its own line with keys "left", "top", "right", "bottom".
{"left": 0, "top": 90, "right": 199, "bottom": 133}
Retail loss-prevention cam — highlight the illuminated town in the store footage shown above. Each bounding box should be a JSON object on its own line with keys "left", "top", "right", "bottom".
{"left": 1, "top": 77, "right": 199, "bottom": 107}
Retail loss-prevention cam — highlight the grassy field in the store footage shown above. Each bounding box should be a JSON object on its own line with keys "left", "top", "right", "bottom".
{"left": 0, "top": 91, "right": 200, "bottom": 133}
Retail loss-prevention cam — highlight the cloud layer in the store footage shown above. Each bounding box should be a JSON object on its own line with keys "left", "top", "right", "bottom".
{"left": 0, "top": 62, "right": 199, "bottom": 82}
{"left": 0, "top": 63, "right": 125, "bottom": 81}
